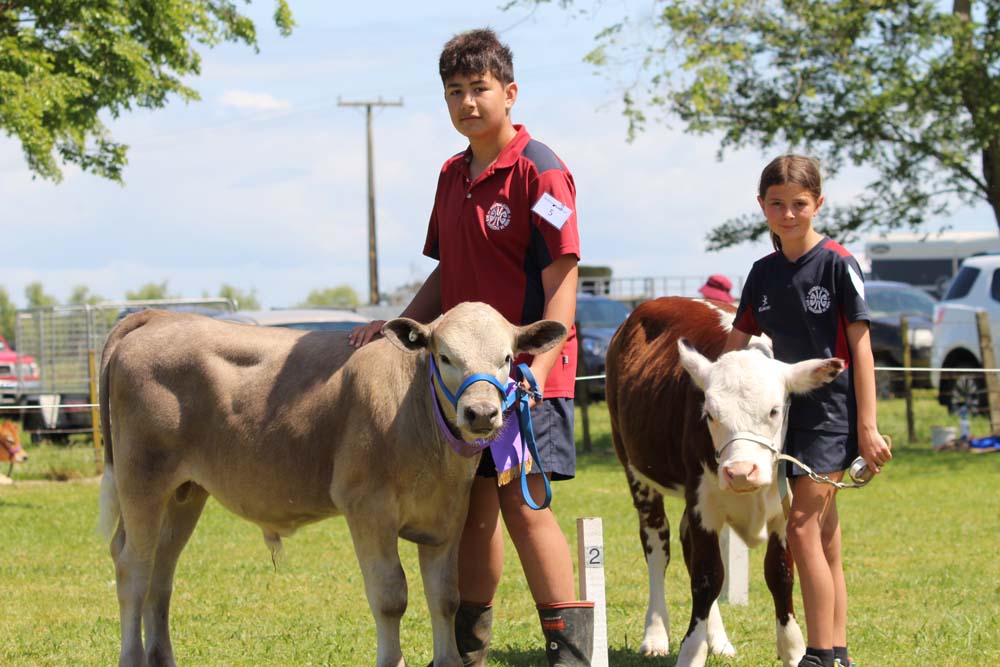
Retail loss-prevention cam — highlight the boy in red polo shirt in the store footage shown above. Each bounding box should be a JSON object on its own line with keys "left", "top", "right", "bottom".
{"left": 349, "top": 28, "right": 591, "bottom": 667}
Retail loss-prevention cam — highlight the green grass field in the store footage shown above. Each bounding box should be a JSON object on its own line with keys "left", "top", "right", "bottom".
{"left": 2, "top": 392, "right": 999, "bottom": 666}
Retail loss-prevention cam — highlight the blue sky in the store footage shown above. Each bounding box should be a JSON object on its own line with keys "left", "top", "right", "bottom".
{"left": 4, "top": 1, "right": 997, "bottom": 309}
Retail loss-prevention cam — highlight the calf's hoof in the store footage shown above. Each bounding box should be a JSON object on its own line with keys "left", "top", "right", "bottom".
{"left": 639, "top": 636, "right": 670, "bottom": 657}
{"left": 710, "top": 639, "right": 736, "bottom": 657}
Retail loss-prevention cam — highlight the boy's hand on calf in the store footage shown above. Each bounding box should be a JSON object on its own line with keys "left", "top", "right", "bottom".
{"left": 349, "top": 320, "right": 387, "bottom": 348}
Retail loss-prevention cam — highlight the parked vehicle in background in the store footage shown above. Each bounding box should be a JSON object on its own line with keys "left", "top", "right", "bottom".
{"left": 930, "top": 254, "right": 1000, "bottom": 411}
{"left": 575, "top": 294, "right": 631, "bottom": 399}
{"left": 865, "top": 281, "right": 936, "bottom": 398}
{"left": 217, "top": 308, "right": 370, "bottom": 331}
{"left": 0, "top": 334, "right": 39, "bottom": 406}
{"left": 865, "top": 230, "right": 1000, "bottom": 297}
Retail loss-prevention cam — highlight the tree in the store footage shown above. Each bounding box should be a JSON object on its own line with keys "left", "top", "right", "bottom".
{"left": 299, "top": 286, "right": 360, "bottom": 309}
{"left": 214, "top": 283, "right": 260, "bottom": 310}
{"left": 0, "top": 287, "right": 15, "bottom": 343}
{"left": 126, "top": 281, "right": 176, "bottom": 301}
{"left": 68, "top": 284, "right": 104, "bottom": 305}
{"left": 24, "top": 281, "right": 56, "bottom": 307}
{"left": 520, "top": 0, "right": 1000, "bottom": 246}
{"left": 0, "top": 1, "right": 294, "bottom": 182}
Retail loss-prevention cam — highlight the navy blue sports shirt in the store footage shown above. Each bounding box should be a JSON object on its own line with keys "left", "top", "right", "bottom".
{"left": 733, "top": 237, "right": 870, "bottom": 434}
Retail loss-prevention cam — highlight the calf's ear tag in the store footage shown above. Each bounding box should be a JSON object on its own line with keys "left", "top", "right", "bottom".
{"left": 408, "top": 331, "right": 419, "bottom": 343}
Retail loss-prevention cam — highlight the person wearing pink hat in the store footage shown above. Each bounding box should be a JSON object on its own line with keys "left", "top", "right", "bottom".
{"left": 698, "top": 274, "right": 735, "bottom": 303}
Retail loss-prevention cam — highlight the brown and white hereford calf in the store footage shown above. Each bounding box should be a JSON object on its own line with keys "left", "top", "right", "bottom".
{"left": 97, "top": 302, "right": 566, "bottom": 667}
{"left": 605, "top": 297, "right": 844, "bottom": 667}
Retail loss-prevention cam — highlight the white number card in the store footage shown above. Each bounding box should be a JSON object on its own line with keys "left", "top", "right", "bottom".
{"left": 532, "top": 192, "right": 573, "bottom": 230}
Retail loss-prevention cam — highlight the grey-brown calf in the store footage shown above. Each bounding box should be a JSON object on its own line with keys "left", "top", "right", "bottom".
{"left": 97, "top": 302, "right": 566, "bottom": 667}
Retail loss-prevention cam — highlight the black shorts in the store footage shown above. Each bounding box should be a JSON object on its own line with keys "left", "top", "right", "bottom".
{"left": 784, "top": 429, "right": 857, "bottom": 478}
{"left": 476, "top": 397, "right": 576, "bottom": 481}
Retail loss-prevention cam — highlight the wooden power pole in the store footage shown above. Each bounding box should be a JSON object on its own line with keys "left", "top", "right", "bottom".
{"left": 338, "top": 97, "right": 403, "bottom": 305}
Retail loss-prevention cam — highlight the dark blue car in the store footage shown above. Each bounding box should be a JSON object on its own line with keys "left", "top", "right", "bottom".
{"left": 576, "top": 294, "right": 631, "bottom": 400}
{"left": 865, "top": 280, "right": 936, "bottom": 397}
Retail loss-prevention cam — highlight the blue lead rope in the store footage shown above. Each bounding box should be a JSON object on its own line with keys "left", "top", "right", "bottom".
{"left": 514, "top": 364, "right": 552, "bottom": 511}
{"left": 429, "top": 355, "right": 551, "bottom": 511}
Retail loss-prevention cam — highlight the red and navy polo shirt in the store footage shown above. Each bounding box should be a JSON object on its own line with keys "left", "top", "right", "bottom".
{"left": 733, "top": 237, "right": 870, "bottom": 434}
{"left": 423, "top": 124, "right": 581, "bottom": 399}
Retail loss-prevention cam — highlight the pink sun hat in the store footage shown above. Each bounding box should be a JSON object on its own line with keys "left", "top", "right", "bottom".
{"left": 698, "top": 274, "right": 735, "bottom": 303}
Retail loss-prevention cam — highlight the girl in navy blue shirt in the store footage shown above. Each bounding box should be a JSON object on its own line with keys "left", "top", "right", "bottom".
{"left": 724, "top": 155, "right": 892, "bottom": 667}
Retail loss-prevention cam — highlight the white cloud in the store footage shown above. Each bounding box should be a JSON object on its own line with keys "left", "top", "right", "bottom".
{"left": 218, "top": 90, "right": 293, "bottom": 111}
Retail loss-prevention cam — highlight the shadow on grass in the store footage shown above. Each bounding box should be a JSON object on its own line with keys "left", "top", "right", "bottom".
{"left": 0, "top": 498, "right": 40, "bottom": 509}
{"left": 491, "top": 647, "right": 677, "bottom": 666}
{"left": 576, "top": 452, "right": 626, "bottom": 480}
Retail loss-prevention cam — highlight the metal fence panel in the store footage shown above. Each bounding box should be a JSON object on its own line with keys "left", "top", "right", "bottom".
{"left": 14, "top": 299, "right": 236, "bottom": 398}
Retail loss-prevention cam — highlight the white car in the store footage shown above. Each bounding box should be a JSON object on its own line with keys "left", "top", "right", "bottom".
{"left": 930, "top": 254, "right": 1000, "bottom": 410}
{"left": 217, "top": 308, "right": 370, "bottom": 332}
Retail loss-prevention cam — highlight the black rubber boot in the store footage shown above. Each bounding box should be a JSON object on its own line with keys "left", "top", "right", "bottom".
{"left": 537, "top": 601, "right": 594, "bottom": 667}
{"left": 429, "top": 601, "right": 492, "bottom": 667}
{"left": 799, "top": 654, "right": 834, "bottom": 667}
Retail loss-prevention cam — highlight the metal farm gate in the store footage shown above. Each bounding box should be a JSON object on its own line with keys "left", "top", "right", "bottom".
{"left": 14, "top": 299, "right": 236, "bottom": 440}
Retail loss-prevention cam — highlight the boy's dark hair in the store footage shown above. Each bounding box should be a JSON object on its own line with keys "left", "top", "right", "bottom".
{"left": 439, "top": 28, "right": 514, "bottom": 85}
{"left": 759, "top": 154, "right": 823, "bottom": 251}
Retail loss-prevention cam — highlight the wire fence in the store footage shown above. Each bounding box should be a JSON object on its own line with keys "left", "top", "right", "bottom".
{"left": 0, "top": 364, "right": 994, "bottom": 415}
{"left": 6, "top": 303, "right": 1000, "bottom": 452}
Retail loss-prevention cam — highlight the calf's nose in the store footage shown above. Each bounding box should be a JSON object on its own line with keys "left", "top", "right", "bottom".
{"left": 463, "top": 403, "right": 500, "bottom": 433}
{"left": 721, "top": 462, "right": 760, "bottom": 491}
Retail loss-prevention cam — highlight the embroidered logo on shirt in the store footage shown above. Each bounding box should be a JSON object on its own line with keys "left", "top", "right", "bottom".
{"left": 759, "top": 295, "right": 771, "bottom": 312}
{"left": 485, "top": 201, "right": 512, "bottom": 231}
{"left": 806, "top": 286, "right": 832, "bottom": 314}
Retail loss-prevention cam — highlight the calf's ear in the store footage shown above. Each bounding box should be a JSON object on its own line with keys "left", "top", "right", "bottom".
{"left": 382, "top": 318, "right": 431, "bottom": 353}
{"left": 677, "top": 338, "right": 712, "bottom": 390}
{"left": 785, "top": 357, "right": 846, "bottom": 394}
{"left": 514, "top": 320, "right": 567, "bottom": 356}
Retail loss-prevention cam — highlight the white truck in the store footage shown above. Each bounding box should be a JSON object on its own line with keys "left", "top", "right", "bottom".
{"left": 930, "top": 254, "right": 1000, "bottom": 410}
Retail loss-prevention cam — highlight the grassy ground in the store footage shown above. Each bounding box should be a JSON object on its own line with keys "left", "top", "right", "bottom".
{"left": 2, "top": 391, "right": 998, "bottom": 666}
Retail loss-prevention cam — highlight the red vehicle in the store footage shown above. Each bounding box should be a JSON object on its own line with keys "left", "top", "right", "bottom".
{"left": 0, "top": 333, "right": 39, "bottom": 406}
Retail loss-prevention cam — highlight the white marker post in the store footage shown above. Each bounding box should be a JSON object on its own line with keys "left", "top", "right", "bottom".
{"left": 577, "top": 517, "right": 608, "bottom": 667}
{"left": 720, "top": 526, "right": 749, "bottom": 605}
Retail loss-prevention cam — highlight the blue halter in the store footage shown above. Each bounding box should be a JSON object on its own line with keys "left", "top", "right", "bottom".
{"left": 429, "top": 354, "right": 552, "bottom": 510}
{"left": 430, "top": 354, "right": 517, "bottom": 412}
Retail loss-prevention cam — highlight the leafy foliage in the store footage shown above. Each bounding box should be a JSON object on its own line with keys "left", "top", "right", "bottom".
{"left": 214, "top": 282, "right": 260, "bottom": 310}
{"left": 299, "top": 285, "right": 360, "bottom": 309}
{"left": 125, "top": 280, "right": 177, "bottom": 300}
{"left": 514, "top": 0, "right": 1000, "bottom": 246}
{"left": 68, "top": 284, "right": 104, "bottom": 305}
{"left": 0, "top": 287, "right": 15, "bottom": 343}
{"left": 24, "top": 280, "right": 56, "bottom": 307}
{"left": 0, "top": 0, "right": 294, "bottom": 182}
